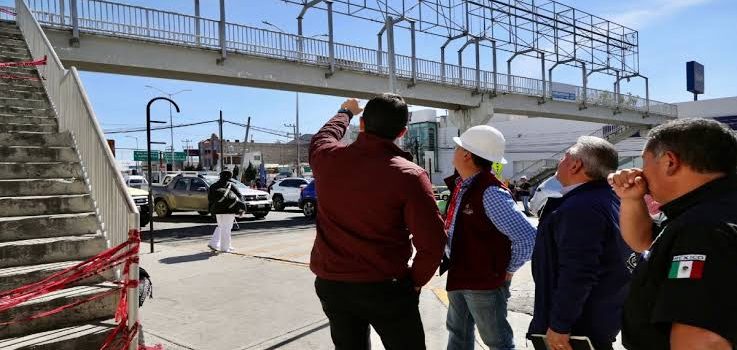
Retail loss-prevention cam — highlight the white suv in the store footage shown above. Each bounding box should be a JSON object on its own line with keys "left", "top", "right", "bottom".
{"left": 270, "top": 177, "right": 309, "bottom": 211}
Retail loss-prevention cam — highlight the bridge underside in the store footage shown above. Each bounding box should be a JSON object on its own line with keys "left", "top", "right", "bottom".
{"left": 45, "top": 30, "right": 672, "bottom": 126}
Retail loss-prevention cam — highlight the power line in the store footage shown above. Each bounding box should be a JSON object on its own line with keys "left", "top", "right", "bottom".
{"left": 104, "top": 120, "right": 218, "bottom": 134}
{"left": 223, "top": 120, "right": 293, "bottom": 139}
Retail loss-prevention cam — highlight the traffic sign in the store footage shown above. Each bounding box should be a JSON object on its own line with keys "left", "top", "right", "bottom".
{"left": 162, "top": 152, "right": 187, "bottom": 162}
{"left": 134, "top": 150, "right": 160, "bottom": 162}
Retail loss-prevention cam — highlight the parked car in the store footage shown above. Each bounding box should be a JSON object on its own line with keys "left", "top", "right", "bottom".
{"left": 432, "top": 185, "right": 449, "bottom": 200}
{"left": 151, "top": 174, "right": 272, "bottom": 219}
{"left": 298, "top": 180, "right": 317, "bottom": 218}
{"left": 269, "top": 177, "right": 309, "bottom": 211}
{"left": 126, "top": 186, "right": 151, "bottom": 227}
{"left": 125, "top": 175, "right": 148, "bottom": 189}
{"left": 529, "top": 176, "right": 562, "bottom": 217}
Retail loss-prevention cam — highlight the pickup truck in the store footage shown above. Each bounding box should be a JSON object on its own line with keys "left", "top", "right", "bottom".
{"left": 151, "top": 174, "right": 272, "bottom": 219}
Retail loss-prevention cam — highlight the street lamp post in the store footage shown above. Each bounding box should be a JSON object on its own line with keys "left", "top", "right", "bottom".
{"left": 146, "top": 97, "right": 180, "bottom": 253}
{"left": 145, "top": 85, "right": 191, "bottom": 171}
{"left": 125, "top": 135, "right": 139, "bottom": 173}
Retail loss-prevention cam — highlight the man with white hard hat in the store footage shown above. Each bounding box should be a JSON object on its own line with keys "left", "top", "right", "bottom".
{"left": 441, "top": 125, "right": 537, "bottom": 350}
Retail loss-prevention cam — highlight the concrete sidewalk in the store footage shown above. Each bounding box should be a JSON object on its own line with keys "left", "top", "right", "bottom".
{"left": 138, "top": 231, "right": 535, "bottom": 350}
{"left": 138, "top": 211, "right": 624, "bottom": 350}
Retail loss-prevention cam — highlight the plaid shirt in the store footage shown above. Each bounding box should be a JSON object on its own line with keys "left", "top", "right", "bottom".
{"left": 446, "top": 173, "right": 537, "bottom": 273}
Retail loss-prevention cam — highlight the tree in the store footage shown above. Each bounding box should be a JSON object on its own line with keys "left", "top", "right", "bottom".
{"left": 244, "top": 162, "right": 257, "bottom": 183}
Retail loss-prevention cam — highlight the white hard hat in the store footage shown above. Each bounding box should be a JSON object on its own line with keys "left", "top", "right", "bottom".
{"left": 453, "top": 125, "right": 508, "bottom": 164}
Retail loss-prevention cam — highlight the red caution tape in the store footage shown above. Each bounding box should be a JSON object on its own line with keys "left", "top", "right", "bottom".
{"left": 0, "top": 56, "right": 48, "bottom": 68}
{"left": 0, "top": 229, "right": 143, "bottom": 350}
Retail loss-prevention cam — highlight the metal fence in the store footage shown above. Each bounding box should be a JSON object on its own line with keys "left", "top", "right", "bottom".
{"left": 510, "top": 123, "right": 641, "bottom": 180}
{"left": 15, "top": 1, "right": 140, "bottom": 348}
{"left": 0, "top": 5, "right": 16, "bottom": 21}
{"left": 19, "top": 0, "right": 678, "bottom": 119}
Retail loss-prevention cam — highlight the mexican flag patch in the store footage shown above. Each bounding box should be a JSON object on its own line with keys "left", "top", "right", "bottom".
{"left": 668, "top": 254, "right": 706, "bottom": 280}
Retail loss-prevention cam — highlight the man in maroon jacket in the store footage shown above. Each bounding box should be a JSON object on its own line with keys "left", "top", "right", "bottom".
{"left": 309, "top": 94, "right": 447, "bottom": 350}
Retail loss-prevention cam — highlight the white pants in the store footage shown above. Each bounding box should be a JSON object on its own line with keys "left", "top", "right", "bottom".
{"left": 208, "top": 214, "right": 235, "bottom": 251}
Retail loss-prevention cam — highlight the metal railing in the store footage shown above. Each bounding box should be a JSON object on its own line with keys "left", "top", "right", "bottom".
{"left": 510, "top": 123, "right": 641, "bottom": 181}
{"left": 20, "top": 0, "right": 678, "bottom": 118}
{"left": 0, "top": 5, "right": 16, "bottom": 21}
{"left": 14, "top": 1, "right": 139, "bottom": 348}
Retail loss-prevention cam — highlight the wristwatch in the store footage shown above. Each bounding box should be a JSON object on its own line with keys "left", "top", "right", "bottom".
{"left": 337, "top": 108, "right": 354, "bottom": 118}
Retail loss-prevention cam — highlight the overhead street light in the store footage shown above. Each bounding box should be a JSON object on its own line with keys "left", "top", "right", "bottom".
{"left": 144, "top": 85, "right": 191, "bottom": 170}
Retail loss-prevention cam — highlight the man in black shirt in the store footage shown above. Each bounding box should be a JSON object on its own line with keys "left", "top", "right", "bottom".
{"left": 609, "top": 118, "right": 737, "bottom": 350}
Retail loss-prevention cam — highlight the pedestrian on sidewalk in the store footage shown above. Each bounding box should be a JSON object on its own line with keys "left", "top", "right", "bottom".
{"left": 441, "top": 125, "right": 536, "bottom": 350}
{"left": 527, "top": 136, "right": 632, "bottom": 350}
{"left": 309, "top": 94, "right": 447, "bottom": 350}
{"left": 518, "top": 176, "right": 533, "bottom": 216}
{"left": 609, "top": 118, "right": 737, "bottom": 350}
{"left": 207, "top": 170, "right": 244, "bottom": 253}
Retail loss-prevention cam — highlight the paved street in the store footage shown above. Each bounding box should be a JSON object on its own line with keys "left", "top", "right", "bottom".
{"left": 138, "top": 208, "right": 622, "bottom": 350}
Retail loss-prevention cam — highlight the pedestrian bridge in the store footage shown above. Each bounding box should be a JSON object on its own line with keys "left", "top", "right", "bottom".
{"left": 3, "top": 0, "right": 677, "bottom": 126}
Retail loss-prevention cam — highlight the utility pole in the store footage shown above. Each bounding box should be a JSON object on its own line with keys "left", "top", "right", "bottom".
{"left": 295, "top": 92, "right": 301, "bottom": 177}
{"left": 285, "top": 123, "right": 298, "bottom": 176}
{"left": 182, "top": 139, "right": 192, "bottom": 168}
{"left": 218, "top": 110, "right": 224, "bottom": 172}
{"left": 240, "top": 116, "right": 252, "bottom": 173}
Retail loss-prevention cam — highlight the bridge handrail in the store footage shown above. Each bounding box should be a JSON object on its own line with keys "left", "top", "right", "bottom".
{"left": 21, "top": 0, "right": 678, "bottom": 118}
{"left": 14, "top": 2, "right": 139, "bottom": 347}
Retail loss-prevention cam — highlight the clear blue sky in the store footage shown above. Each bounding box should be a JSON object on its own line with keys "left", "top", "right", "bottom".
{"left": 3, "top": 0, "right": 736, "bottom": 161}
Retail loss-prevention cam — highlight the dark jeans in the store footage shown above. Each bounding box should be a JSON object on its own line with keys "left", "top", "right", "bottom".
{"left": 315, "top": 277, "right": 425, "bottom": 350}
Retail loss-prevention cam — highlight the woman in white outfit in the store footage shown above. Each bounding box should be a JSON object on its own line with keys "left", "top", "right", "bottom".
{"left": 207, "top": 171, "right": 244, "bottom": 253}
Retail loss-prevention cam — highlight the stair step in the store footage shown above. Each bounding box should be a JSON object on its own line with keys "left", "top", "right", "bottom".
{"left": 0, "top": 212, "right": 98, "bottom": 242}
{"left": 0, "top": 96, "right": 49, "bottom": 109}
{"left": 0, "top": 37, "right": 25, "bottom": 46}
{"left": 0, "top": 260, "right": 110, "bottom": 292}
{"left": 0, "top": 123, "right": 56, "bottom": 133}
{"left": 0, "top": 132, "right": 71, "bottom": 147}
{"left": 0, "top": 32, "right": 23, "bottom": 40}
{"left": 0, "top": 146, "right": 77, "bottom": 162}
{"left": 0, "top": 178, "right": 87, "bottom": 196}
{"left": 0, "top": 194, "right": 94, "bottom": 217}
{"left": 0, "top": 71, "right": 41, "bottom": 83}
{"left": 0, "top": 162, "right": 83, "bottom": 180}
{"left": 0, "top": 52, "right": 31, "bottom": 61}
{"left": 0, "top": 106, "right": 53, "bottom": 117}
{"left": 0, "top": 234, "right": 106, "bottom": 269}
{"left": 0, "top": 88, "right": 46, "bottom": 99}
{"left": 0, "top": 45, "right": 28, "bottom": 54}
{"left": 0, "top": 114, "right": 56, "bottom": 125}
{"left": 0, "top": 79, "right": 45, "bottom": 89}
{"left": 0, "top": 283, "right": 119, "bottom": 339}
{"left": 0, "top": 318, "right": 118, "bottom": 350}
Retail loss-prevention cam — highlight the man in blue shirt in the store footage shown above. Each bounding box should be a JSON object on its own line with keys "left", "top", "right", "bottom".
{"left": 528, "top": 136, "right": 633, "bottom": 350}
{"left": 442, "top": 125, "right": 537, "bottom": 350}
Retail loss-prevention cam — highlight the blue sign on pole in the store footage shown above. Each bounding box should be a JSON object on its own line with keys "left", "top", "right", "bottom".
{"left": 687, "top": 61, "right": 704, "bottom": 95}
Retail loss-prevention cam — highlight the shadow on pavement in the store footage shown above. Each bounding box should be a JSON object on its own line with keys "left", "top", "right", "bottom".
{"left": 159, "top": 251, "right": 216, "bottom": 264}
{"left": 143, "top": 216, "right": 315, "bottom": 244}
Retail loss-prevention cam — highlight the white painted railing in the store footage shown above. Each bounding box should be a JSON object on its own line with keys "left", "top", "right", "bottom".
{"left": 20, "top": 0, "right": 678, "bottom": 118}
{"left": 14, "top": 1, "right": 139, "bottom": 348}
{"left": 511, "top": 124, "right": 642, "bottom": 182}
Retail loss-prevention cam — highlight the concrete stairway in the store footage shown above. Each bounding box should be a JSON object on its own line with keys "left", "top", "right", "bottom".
{"left": 0, "top": 20, "right": 120, "bottom": 350}
{"left": 524, "top": 124, "right": 646, "bottom": 186}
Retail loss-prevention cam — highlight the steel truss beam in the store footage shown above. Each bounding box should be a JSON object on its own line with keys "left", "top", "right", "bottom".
{"left": 283, "top": 0, "right": 640, "bottom": 77}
